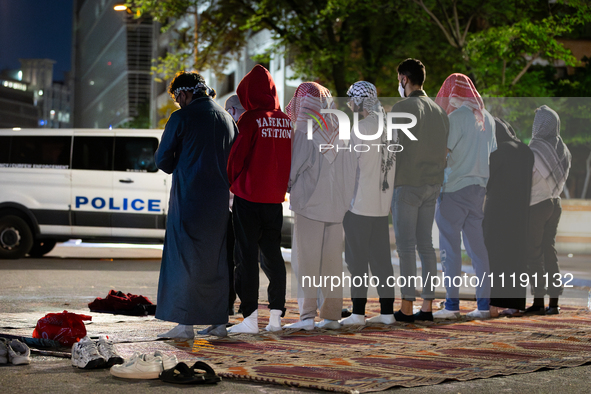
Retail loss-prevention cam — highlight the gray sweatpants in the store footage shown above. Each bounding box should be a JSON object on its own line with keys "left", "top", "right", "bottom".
{"left": 291, "top": 213, "right": 344, "bottom": 321}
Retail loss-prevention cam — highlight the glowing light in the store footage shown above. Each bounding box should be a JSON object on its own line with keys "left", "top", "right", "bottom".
{"left": 1, "top": 80, "right": 27, "bottom": 91}
{"left": 107, "top": 61, "right": 112, "bottom": 66}
{"left": 38, "top": 90, "right": 43, "bottom": 96}
{"left": 17, "top": 71, "right": 22, "bottom": 81}
{"left": 113, "top": 5, "right": 127, "bottom": 11}
{"left": 89, "top": 80, "right": 95, "bottom": 85}
{"left": 12, "top": 127, "right": 21, "bottom": 131}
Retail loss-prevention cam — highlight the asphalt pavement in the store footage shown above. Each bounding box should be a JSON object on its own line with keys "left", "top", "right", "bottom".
{"left": 0, "top": 242, "right": 590, "bottom": 393}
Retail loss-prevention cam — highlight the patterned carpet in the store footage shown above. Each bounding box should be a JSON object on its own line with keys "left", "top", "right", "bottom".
{"left": 167, "top": 299, "right": 591, "bottom": 393}
{"left": 3, "top": 300, "right": 590, "bottom": 392}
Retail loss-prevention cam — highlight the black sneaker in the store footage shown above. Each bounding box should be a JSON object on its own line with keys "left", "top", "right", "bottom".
{"left": 413, "top": 310, "right": 433, "bottom": 321}
{"left": 394, "top": 310, "right": 415, "bottom": 323}
{"left": 524, "top": 305, "right": 545, "bottom": 315}
{"left": 545, "top": 306, "right": 560, "bottom": 315}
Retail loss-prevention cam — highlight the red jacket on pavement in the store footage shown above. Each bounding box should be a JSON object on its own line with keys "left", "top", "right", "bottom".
{"left": 227, "top": 65, "right": 292, "bottom": 204}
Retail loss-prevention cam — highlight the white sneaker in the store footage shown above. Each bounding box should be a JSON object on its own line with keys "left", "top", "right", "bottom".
{"left": 0, "top": 338, "right": 8, "bottom": 364}
{"left": 466, "top": 309, "right": 491, "bottom": 319}
{"left": 339, "top": 313, "right": 365, "bottom": 326}
{"left": 265, "top": 309, "right": 283, "bottom": 332}
{"left": 153, "top": 351, "right": 178, "bottom": 370}
{"left": 432, "top": 309, "right": 460, "bottom": 320}
{"left": 367, "top": 314, "right": 396, "bottom": 325}
{"left": 283, "top": 318, "right": 315, "bottom": 331}
{"left": 110, "top": 351, "right": 178, "bottom": 379}
{"left": 315, "top": 319, "right": 341, "bottom": 329}
{"left": 96, "top": 336, "right": 124, "bottom": 366}
{"left": 8, "top": 339, "right": 30, "bottom": 365}
{"left": 228, "top": 310, "right": 259, "bottom": 334}
{"left": 71, "top": 336, "right": 105, "bottom": 369}
{"left": 157, "top": 324, "right": 194, "bottom": 339}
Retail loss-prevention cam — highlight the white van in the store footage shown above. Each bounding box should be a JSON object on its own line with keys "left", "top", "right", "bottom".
{"left": 0, "top": 129, "right": 170, "bottom": 259}
{"left": 0, "top": 128, "right": 293, "bottom": 259}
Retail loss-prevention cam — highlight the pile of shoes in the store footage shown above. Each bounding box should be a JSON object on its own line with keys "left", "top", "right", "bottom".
{"left": 109, "top": 351, "right": 221, "bottom": 385}
{"left": 71, "top": 336, "right": 124, "bottom": 369}
{"left": 0, "top": 338, "right": 31, "bottom": 366}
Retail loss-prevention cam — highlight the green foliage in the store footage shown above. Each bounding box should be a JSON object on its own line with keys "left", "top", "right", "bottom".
{"left": 130, "top": 0, "right": 591, "bottom": 99}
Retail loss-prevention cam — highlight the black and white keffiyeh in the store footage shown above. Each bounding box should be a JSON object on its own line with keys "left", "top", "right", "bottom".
{"left": 529, "top": 105, "right": 571, "bottom": 196}
{"left": 173, "top": 82, "right": 214, "bottom": 98}
{"left": 347, "top": 81, "right": 396, "bottom": 191}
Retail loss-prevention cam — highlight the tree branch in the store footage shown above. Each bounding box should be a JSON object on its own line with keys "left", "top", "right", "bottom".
{"left": 511, "top": 52, "right": 539, "bottom": 86}
{"left": 435, "top": 0, "right": 461, "bottom": 48}
{"left": 452, "top": 0, "right": 462, "bottom": 44}
{"left": 412, "top": 0, "right": 458, "bottom": 48}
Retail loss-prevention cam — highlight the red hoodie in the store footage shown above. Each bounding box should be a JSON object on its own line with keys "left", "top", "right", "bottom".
{"left": 227, "top": 65, "right": 292, "bottom": 204}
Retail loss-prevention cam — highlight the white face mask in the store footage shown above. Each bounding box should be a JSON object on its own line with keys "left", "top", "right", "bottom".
{"left": 398, "top": 80, "right": 406, "bottom": 98}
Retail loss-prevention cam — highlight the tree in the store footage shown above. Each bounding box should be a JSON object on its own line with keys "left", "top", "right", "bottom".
{"left": 128, "top": 0, "right": 418, "bottom": 96}
{"left": 412, "top": 0, "right": 591, "bottom": 96}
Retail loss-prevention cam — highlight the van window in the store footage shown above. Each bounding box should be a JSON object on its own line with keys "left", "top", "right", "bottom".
{"left": 114, "top": 137, "right": 158, "bottom": 173}
{"left": 0, "top": 136, "right": 10, "bottom": 165}
{"left": 10, "top": 136, "right": 71, "bottom": 169}
{"left": 72, "top": 136, "right": 114, "bottom": 171}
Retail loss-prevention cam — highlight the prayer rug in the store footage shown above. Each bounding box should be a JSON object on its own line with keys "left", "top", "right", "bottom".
{"left": 173, "top": 299, "right": 591, "bottom": 393}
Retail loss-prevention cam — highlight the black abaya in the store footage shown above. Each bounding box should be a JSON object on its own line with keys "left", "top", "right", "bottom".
{"left": 483, "top": 118, "right": 534, "bottom": 309}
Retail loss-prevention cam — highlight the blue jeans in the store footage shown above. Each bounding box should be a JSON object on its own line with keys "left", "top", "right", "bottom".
{"left": 436, "top": 185, "right": 490, "bottom": 311}
{"left": 392, "top": 184, "right": 440, "bottom": 301}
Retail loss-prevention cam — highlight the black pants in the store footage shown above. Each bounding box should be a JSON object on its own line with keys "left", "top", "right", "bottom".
{"left": 343, "top": 211, "right": 394, "bottom": 315}
{"left": 232, "top": 196, "right": 286, "bottom": 318}
{"left": 526, "top": 198, "right": 563, "bottom": 298}
{"left": 227, "top": 212, "right": 236, "bottom": 314}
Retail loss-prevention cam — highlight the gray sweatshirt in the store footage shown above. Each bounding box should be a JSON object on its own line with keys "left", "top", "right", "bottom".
{"left": 288, "top": 129, "right": 357, "bottom": 223}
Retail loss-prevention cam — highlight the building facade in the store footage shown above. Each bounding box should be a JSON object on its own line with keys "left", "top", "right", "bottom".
{"left": 73, "top": 0, "right": 155, "bottom": 128}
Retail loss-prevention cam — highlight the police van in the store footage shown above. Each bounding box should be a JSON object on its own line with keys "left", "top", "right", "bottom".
{"left": 0, "top": 128, "right": 170, "bottom": 259}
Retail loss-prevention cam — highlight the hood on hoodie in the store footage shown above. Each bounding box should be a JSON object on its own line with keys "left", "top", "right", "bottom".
{"left": 236, "top": 65, "right": 280, "bottom": 111}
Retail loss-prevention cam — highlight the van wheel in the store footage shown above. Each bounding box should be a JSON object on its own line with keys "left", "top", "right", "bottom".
{"left": 28, "top": 239, "right": 57, "bottom": 258}
{"left": 0, "top": 215, "right": 34, "bottom": 259}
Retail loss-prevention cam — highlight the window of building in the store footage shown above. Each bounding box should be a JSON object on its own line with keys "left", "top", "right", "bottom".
{"left": 9, "top": 136, "right": 71, "bottom": 169}
{"left": 113, "top": 137, "right": 158, "bottom": 172}
{"left": 217, "top": 72, "right": 235, "bottom": 97}
{"left": 72, "top": 136, "right": 114, "bottom": 171}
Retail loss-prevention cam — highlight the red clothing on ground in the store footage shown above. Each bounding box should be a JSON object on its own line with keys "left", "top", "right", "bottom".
{"left": 227, "top": 65, "right": 292, "bottom": 204}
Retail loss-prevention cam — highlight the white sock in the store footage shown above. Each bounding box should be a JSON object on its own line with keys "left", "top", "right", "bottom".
{"left": 157, "top": 324, "right": 194, "bottom": 339}
{"left": 339, "top": 313, "right": 366, "bottom": 325}
{"left": 284, "top": 318, "right": 315, "bottom": 330}
{"left": 228, "top": 310, "right": 259, "bottom": 334}
{"left": 315, "top": 319, "right": 341, "bottom": 329}
{"left": 367, "top": 314, "right": 395, "bottom": 324}
{"left": 265, "top": 309, "right": 283, "bottom": 332}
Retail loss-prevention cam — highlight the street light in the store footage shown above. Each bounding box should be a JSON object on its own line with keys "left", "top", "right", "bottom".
{"left": 114, "top": 4, "right": 140, "bottom": 16}
{"left": 113, "top": 4, "right": 129, "bottom": 12}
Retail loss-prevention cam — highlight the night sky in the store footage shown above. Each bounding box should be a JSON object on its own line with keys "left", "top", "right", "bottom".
{"left": 0, "top": 0, "right": 73, "bottom": 82}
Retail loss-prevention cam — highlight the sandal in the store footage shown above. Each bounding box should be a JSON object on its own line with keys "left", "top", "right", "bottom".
{"left": 160, "top": 361, "right": 221, "bottom": 384}
{"left": 192, "top": 361, "right": 222, "bottom": 383}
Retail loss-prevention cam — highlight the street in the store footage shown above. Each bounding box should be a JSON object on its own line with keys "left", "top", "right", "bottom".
{"left": 1, "top": 243, "right": 591, "bottom": 393}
